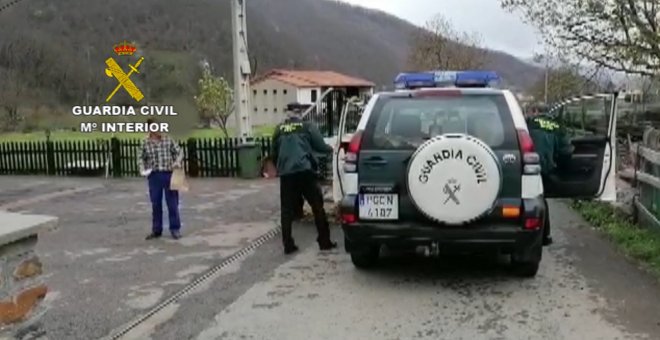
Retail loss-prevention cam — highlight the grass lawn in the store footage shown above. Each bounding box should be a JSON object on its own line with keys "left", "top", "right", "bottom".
{"left": 0, "top": 126, "right": 276, "bottom": 142}
{"left": 572, "top": 200, "right": 660, "bottom": 277}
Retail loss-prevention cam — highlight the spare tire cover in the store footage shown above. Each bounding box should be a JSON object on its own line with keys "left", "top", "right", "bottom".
{"left": 407, "top": 134, "right": 502, "bottom": 224}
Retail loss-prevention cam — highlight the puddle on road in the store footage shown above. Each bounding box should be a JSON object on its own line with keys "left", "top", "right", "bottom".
{"left": 96, "top": 246, "right": 166, "bottom": 264}
{"left": 64, "top": 248, "right": 111, "bottom": 260}
{"left": 175, "top": 222, "right": 273, "bottom": 248}
{"left": 176, "top": 265, "right": 210, "bottom": 278}
{"left": 126, "top": 287, "right": 164, "bottom": 310}
{"left": 164, "top": 251, "right": 218, "bottom": 262}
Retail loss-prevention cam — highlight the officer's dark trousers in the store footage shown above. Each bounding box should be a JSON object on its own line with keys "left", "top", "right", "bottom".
{"left": 280, "top": 170, "right": 331, "bottom": 248}
{"left": 294, "top": 193, "right": 305, "bottom": 219}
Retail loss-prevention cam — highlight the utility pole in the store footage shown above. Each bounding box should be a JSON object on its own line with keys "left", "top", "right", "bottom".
{"left": 543, "top": 59, "right": 549, "bottom": 104}
{"left": 231, "top": 0, "right": 252, "bottom": 140}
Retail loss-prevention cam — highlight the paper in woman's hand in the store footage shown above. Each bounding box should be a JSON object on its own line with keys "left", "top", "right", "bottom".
{"left": 140, "top": 168, "right": 152, "bottom": 177}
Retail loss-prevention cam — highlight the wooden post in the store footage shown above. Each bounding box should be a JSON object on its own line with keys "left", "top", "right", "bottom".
{"left": 187, "top": 138, "right": 199, "bottom": 177}
{"left": 110, "top": 137, "right": 122, "bottom": 177}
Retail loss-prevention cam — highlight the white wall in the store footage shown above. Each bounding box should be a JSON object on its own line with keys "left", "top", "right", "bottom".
{"left": 226, "top": 78, "right": 298, "bottom": 129}
{"left": 297, "top": 88, "right": 321, "bottom": 105}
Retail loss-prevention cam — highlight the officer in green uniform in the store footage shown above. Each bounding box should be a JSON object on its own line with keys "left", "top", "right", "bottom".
{"left": 526, "top": 104, "right": 574, "bottom": 246}
{"left": 272, "top": 103, "right": 337, "bottom": 254}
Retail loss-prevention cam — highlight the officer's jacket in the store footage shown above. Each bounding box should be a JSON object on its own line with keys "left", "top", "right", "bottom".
{"left": 271, "top": 116, "right": 333, "bottom": 176}
{"left": 527, "top": 116, "right": 574, "bottom": 175}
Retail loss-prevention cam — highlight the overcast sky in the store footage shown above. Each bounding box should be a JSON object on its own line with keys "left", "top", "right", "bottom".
{"left": 339, "top": 0, "right": 542, "bottom": 59}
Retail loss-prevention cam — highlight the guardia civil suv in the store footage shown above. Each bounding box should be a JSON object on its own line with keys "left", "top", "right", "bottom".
{"left": 336, "top": 70, "right": 618, "bottom": 277}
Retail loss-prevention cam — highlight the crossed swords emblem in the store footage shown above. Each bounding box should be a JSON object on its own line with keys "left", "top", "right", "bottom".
{"left": 443, "top": 181, "right": 461, "bottom": 205}
{"left": 104, "top": 56, "right": 145, "bottom": 102}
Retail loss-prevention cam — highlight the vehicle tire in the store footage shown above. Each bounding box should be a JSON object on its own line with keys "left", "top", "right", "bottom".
{"left": 511, "top": 260, "right": 540, "bottom": 278}
{"left": 511, "top": 241, "right": 542, "bottom": 278}
{"left": 350, "top": 246, "right": 380, "bottom": 269}
{"left": 406, "top": 134, "right": 502, "bottom": 225}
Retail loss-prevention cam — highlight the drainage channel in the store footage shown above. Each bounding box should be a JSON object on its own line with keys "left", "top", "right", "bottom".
{"left": 103, "top": 225, "right": 281, "bottom": 340}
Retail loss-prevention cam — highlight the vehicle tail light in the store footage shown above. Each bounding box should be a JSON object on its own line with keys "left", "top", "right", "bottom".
{"left": 516, "top": 129, "right": 541, "bottom": 175}
{"left": 341, "top": 213, "right": 357, "bottom": 224}
{"left": 524, "top": 217, "right": 541, "bottom": 230}
{"left": 343, "top": 131, "right": 363, "bottom": 173}
{"left": 502, "top": 205, "right": 520, "bottom": 218}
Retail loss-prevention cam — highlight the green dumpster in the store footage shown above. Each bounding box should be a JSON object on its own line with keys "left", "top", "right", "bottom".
{"left": 237, "top": 142, "right": 261, "bottom": 179}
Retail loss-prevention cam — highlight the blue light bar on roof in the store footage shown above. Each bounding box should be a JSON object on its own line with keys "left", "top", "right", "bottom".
{"left": 394, "top": 70, "right": 500, "bottom": 89}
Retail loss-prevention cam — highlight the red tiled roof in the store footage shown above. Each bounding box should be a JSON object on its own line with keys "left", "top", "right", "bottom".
{"left": 251, "top": 69, "right": 375, "bottom": 88}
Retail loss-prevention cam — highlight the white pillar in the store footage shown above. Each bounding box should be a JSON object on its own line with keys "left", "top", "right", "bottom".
{"left": 231, "top": 0, "right": 252, "bottom": 140}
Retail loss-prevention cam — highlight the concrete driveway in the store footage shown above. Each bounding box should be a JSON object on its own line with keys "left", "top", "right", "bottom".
{"left": 0, "top": 176, "right": 280, "bottom": 340}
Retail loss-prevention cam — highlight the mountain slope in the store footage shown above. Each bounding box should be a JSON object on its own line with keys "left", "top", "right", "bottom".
{"left": 0, "top": 0, "right": 541, "bottom": 104}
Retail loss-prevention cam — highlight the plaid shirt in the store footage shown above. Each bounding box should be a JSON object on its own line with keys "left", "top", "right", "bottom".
{"left": 138, "top": 135, "right": 183, "bottom": 172}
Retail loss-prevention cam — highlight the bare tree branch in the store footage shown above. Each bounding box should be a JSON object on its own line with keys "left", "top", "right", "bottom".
{"left": 501, "top": 0, "right": 660, "bottom": 76}
{"left": 407, "top": 14, "right": 488, "bottom": 71}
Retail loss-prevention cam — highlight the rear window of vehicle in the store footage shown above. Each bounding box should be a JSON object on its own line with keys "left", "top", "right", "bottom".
{"left": 362, "top": 94, "right": 516, "bottom": 150}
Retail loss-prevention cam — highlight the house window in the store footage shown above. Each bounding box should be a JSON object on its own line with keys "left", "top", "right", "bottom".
{"left": 265, "top": 107, "right": 268, "bottom": 112}
{"left": 273, "top": 89, "right": 277, "bottom": 95}
{"left": 311, "top": 89, "right": 317, "bottom": 102}
{"left": 254, "top": 107, "right": 258, "bottom": 112}
{"left": 263, "top": 89, "right": 267, "bottom": 95}
{"left": 253, "top": 90, "right": 257, "bottom": 96}
{"left": 283, "top": 89, "right": 288, "bottom": 95}
{"left": 274, "top": 108, "right": 278, "bottom": 112}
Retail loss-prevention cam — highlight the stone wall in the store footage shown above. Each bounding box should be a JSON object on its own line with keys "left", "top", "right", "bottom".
{"left": 0, "top": 213, "right": 56, "bottom": 338}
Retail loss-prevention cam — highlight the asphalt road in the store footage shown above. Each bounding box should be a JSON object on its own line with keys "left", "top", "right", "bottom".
{"left": 2, "top": 176, "right": 660, "bottom": 339}
{"left": 191, "top": 201, "right": 660, "bottom": 340}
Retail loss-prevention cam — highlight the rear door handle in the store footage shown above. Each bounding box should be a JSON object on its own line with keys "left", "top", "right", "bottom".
{"left": 363, "top": 157, "right": 387, "bottom": 166}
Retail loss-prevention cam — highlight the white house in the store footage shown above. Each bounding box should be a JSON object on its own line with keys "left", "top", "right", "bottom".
{"left": 228, "top": 69, "right": 374, "bottom": 128}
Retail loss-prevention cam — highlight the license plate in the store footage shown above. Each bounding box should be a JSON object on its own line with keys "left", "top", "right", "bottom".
{"left": 358, "top": 194, "right": 398, "bottom": 220}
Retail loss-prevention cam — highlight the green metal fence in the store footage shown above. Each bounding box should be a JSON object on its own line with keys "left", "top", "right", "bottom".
{"left": 0, "top": 137, "right": 273, "bottom": 178}
{"left": 0, "top": 137, "right": 333, "bottom": 180}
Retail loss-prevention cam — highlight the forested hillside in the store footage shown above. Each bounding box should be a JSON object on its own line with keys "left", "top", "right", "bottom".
{"left": 0, "top": 0, "right": 541, "bottom": 130}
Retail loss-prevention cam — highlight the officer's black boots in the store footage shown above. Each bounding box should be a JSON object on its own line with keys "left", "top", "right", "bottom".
{"left": 284, "top": 243, "right": 299, "bottom": 255}
{"left": 319, "top": 241, "right": 337, "bottom": 251}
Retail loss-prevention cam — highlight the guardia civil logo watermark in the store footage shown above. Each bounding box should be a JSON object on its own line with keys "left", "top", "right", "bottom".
{"left": 71, "top": 41, "right": 177, "bottom": 134}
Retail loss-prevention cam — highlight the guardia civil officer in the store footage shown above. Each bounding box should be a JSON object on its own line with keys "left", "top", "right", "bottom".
{"left": 271, "top": 103, "right": 337, "bottom": 254}
{"left": 526, "top": 104, "right": 574, "bottom": 246}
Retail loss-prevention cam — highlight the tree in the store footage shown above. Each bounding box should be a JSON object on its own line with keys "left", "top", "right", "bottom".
{"left": 408, "top": 14, "right": 488, "bottom": 70}
{"left": 530, "top": 67, "right": 584, "bottom": 103}
{"left": 529, "top": 59, "right": 608, "bottom": 104}
{"left": 0, "top": 68, "right": 27, "bottom": 131}
{"left": 194, "top": 65, "right": 233, "bottom": 137}
{"left": 501, "top": 0, "right": 660, "bottom": 76}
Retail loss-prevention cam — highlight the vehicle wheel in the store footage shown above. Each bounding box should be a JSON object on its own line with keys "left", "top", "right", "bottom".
{"left": 511, "top": 260, "right": 540, "bottom": 278}
{"left": 350, "top": 246, "right": 380, "bottom": 269}
{"left": 511, "top": 238, "right": 542, "bottom": 277}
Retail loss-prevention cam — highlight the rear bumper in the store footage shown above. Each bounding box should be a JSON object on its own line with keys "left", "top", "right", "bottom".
{"left": 340, "top": 195, "right": 545, "bottom": 257}
{"left": 343, "top": 222, "right": 541, "bottom": 250}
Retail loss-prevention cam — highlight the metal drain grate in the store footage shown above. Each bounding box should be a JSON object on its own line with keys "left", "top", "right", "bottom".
{"left": 104, "top": 225, "right": 281, "bottom": 340}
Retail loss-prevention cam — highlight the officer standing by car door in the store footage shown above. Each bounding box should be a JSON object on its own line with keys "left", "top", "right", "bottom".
{"left": 526, "top": 104, "right": 574, "bottom": 246}
{"left": 271, "top": 102, "right": 338, "bottom": 254}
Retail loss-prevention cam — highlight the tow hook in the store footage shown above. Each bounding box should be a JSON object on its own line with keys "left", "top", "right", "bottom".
{"left": 430, "top": 242, "right": 440, "bottom": 257}
{"left": 417, "top": 242, "right": 440, "bottom": 257}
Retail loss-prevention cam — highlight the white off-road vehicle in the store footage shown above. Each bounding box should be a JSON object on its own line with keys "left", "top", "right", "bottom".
{"left": 332, "top": 70, "right": 618, "bottom": 277}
